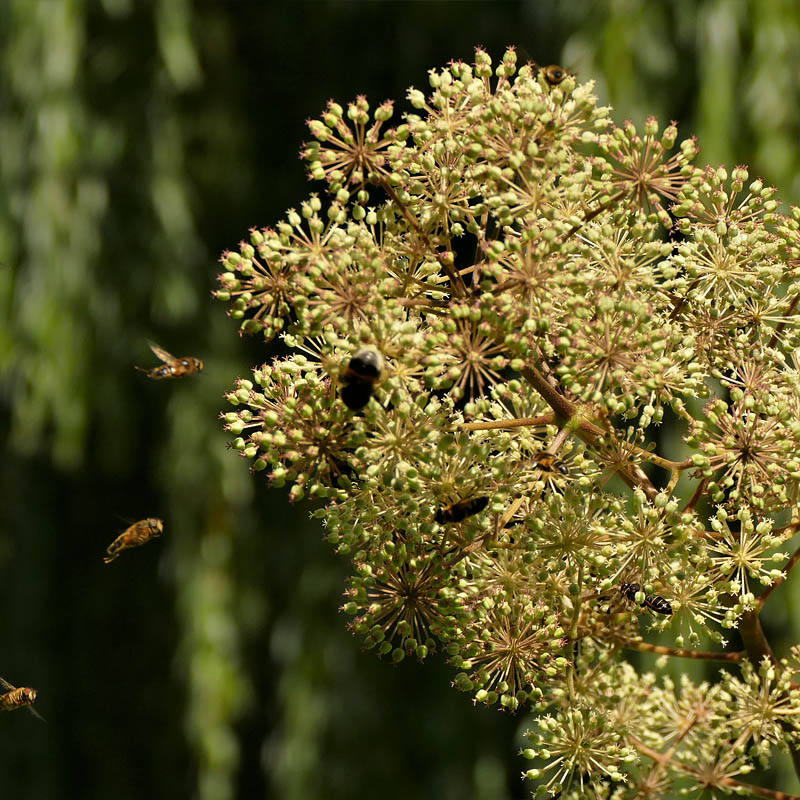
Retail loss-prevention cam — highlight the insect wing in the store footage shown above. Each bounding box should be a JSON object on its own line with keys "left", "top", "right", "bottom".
{"left": 148, "top": 342, "right": 177, "bottom": 366}
{"left": 26, "top": 704, "right": 46, "bottom": 723}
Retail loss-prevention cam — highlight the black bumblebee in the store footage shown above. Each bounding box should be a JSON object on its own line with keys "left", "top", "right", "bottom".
{"left": 540, "top": 64, "right": 569, "bottom": 86}
{"left": 340, "top": 348, "right": 383, "bottom": 410}
{"left": 434, "top": 496, "right": 489, "bottom": 524}
{"left": 620, "top": 582, "right": 672, "bottom": 616}
{"left": 533, "top": 452, "right": 569, "bottom": 475}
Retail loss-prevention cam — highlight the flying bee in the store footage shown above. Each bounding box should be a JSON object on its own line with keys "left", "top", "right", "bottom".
{"left": 0, "top": 676, "right": 43, "bottom": 720}
{"left": 136, "top": 342, "right": 204, "bottom": 379}
{"left": 533, "top": 452, "right": 569, "bottom": 475}
{"left": 434, "top": 496, "right": 489, "bottom": 524}
{"left": 540, "top": 64, "right": 569, "bottom": 86}
{"left": 104, "top": 518, "right": 163, "bottom": 564}
{"left": 620, "top": 581, "right": 672, "bottom": 616}
{"left": 340, "top": 347, "right": 383, "bottom": 411}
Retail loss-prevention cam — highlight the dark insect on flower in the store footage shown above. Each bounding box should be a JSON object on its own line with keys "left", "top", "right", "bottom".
{"left": 0, "top": 676, "right": 43, "bottom": 721}
{"left": 136, "top": 342, "right": 204, "bottom": 379}
{"left": 104, "top": 518, "right": 164, "bottom": 564}
{"left": 434, "top": 496, "right": 490, "bottom": 524}
{"left": 540, "top": 64, "right": 568, "bottom": 86}
{"left": 643, "top": 594, "right": 673, "bottom": 615}
{"left": 533, "top": 452, "right": 569, "bottom": 475}
{"left": 620, "top": 581, "right": 642, "bottom": 603}
{"left": 340, "top": 348, "right": 383, "bottom": 411}
{"left": 620, "top": 581, "right": 672, "bottom": 615}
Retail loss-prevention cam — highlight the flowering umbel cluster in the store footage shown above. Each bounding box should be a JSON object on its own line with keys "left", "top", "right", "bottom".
{"left": 216, "top": 48, "right": 800, "bottom": 798}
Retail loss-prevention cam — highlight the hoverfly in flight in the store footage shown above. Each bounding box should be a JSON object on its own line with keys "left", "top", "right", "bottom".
{"left": 104, "top": 518, "right": 164, "bottom": 564}
{"left": 0, "top": 676, "right": 43, "bottom": 720}
{"left": 136, "top": 342, "right": 203, "bottom": 380}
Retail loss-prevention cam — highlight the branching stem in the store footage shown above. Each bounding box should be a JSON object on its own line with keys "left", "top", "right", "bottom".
{"left": 375, "top": 176, "right": 465, "bottom": 292}
{"left": 458, "top": 414, "right": 554, "bottom": 432}
{"left": 768, "top": 291, "right": 800, "bottom": 349}
{"left": 520, "top": 363, "right": 659, "bottom": 501}
{"left": 622, "top": 639, "right": 742, "bottom": 662}
{"left": 395, "top": 297, "right": 450, "bottom": 312}
{"left": 683, "top": 477, "right": 709, "bottom": 513}
{"left": 631, "top": 738, "right": 800, "bottom": 800}
{"left": 559, "top": 190, "right": 626, "bottom": 243}
{"left": 519, "top": 361, "right": 800, "bottom": 783}
{"left": 565, "top": 563, "right": 583, "bottom": 704}
{"left": 738, "top": 608, "right": 776, "bottom": 666}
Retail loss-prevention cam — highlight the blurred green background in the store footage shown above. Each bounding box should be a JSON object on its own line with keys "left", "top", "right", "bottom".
{"left": 1, "top": 1, "right": 800, "bottom": 798}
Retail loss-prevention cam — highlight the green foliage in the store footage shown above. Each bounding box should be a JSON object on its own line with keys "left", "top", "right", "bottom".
{"left": 0, "top": 2, "right": 251, "bottom": 799}
{"left": 218, "top": 46, "right": 800, "bottom": 798}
